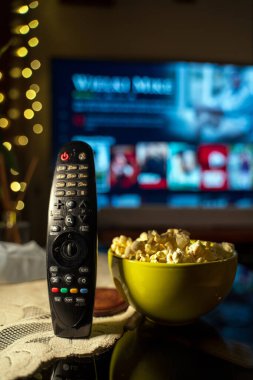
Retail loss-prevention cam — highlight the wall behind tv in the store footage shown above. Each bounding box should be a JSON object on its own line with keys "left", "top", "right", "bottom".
{"left": 25, "top": 0, "right": 253, "bottom": 245}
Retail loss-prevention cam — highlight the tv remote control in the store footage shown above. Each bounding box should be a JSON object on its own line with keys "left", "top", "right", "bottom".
{"left": 46, "top": 141, "right": 97, "bottom": 338}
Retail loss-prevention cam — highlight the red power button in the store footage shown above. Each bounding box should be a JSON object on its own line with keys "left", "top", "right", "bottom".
{"left": 60, "top": 152, "right": 69, "bottom": 161}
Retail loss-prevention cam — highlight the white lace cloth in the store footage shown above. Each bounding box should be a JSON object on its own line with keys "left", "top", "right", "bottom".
{"left": 0, "top": 280, "right": 134, "bottom": 380}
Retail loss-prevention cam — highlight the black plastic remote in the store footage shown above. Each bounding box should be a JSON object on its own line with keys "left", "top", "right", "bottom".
{"left": 46, "top": 141, "right": 97, "bottom": 338}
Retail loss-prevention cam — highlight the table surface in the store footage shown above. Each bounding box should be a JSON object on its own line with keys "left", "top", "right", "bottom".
{"left": 1, "top": 255, "right": 253, "bottom": 380}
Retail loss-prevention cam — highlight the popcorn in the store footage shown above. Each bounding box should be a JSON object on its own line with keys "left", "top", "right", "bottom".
{"left": 109, "top": 229, "right": 235, "bottom": 264}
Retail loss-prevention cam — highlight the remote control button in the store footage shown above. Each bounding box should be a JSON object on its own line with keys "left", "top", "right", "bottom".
{"left": 67, "top": 165, "right": 78, "bottom": 171}
{"left": 64, "top": 297, "right": 73, "bottom": 303}
{"left": 77, "top": 181, "right": 87, "bottom": 187}
{"left": 80, "top": 288, "right": 88, "bottom": 294}
{"left": 54, "top": 296, "right": 62, "bottom": 302}
{"left": 60, "top": 152, "right": 69, "bottom": 161}
{"left": 49, "top": 266, "right": 58, "bottom": 273}
{"left": 56, "top": 182, "right": 66, "bottom": 188}
{"left": 79, "top": 200, "right": 87, "bottom": 209}
{"left": 67, "top": 173, "right": 77, "bottom": 179}
{"left": 55, "top": 190, "right": 65, "bottom": 197}
{"left": 64, "top": 274, "right": 73, "bottom": 285}
{"left": 66, "top": 181, "right": 76, "bottom": 188}
{"left": 50, "top": 225, "right": 61, "bottom": 233}
{"left": 66, "top": 200, "right": 76, "bottom": 209}
{"left": 78, "top": 152, "right": 86, "bottom": 160}
{"left": 51, "top": 287, "right": 59, "bottom": 293}
{"left": 78, "top": 277, "right": 87, "bottom": 285}
{"left": 79, "top": 225, "right": 89, "bottom": 233}
{"left": 79, "top": 164, "right": 88, "bottom": 170}
{"left": 70, "top": 288, "right": 78, "bottom": 294}
{"left": 65, "top": 190, "right": 77, "bottom": 196}
{"left": 60, "top": 288, "right": 68, "bottom": 293}
{"left": 57, "top": 165, "right": 67, "bottom": 171}
{"left": 78, "top": 173, "right": 88, "bottom": 179}
{"left": 54, "top": 200, "right": 64, "bottom": 209}
{"left": 79, "top": 266, "right": 89, "bottom": 274}
{"left": 76, "top": 297, "right": 86, "bottom": 304}
{"left": 65, "top": 215, "right": 75, "bottom": 227}
{"left": 77, "top": 190, "right": 87, "bottom": 196}
{"left": 56, "top": 173, "right": 66, "bottom": 179}
{"left": 79, "top": 214, "right": 87, "bottom": 223}
{"left": 50, "top": 276, "right": 60, "bottom": 284}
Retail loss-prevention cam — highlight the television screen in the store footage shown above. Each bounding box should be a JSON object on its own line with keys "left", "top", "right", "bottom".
{"left": 51, "top": 59, "right": 253, "bottom": 209}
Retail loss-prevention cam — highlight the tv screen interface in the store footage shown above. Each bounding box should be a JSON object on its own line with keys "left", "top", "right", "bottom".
{"left": 52, "top": 59, "right": 253, "bottom": 209}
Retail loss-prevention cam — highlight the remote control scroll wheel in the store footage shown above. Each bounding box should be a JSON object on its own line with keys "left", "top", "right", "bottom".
{"left": 63, "top": 241, "right": 78, "bottom": 257}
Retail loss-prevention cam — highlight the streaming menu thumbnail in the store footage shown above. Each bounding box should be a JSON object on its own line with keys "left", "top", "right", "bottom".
{"left": 167, "top": 143, "right": 200, "bottom": 190}
{"left": 198, "top": 144, "right": 228, "bottom": 190}
{"left": 136, "top": 142, "right": 167, "bottom": 189}
{"left": 110, "top": 145, "right": 139, "bottom": 189}
{"left": 228, "top": 144, "right": 253, "bottom": 190}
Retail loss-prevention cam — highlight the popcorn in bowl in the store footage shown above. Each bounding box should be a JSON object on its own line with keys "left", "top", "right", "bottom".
{"left": 110, "top": 228, "right": 235, "bottom": 264}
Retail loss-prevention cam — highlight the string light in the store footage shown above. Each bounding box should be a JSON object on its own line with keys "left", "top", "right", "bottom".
{"left": 8, "top": 88, "right": 20, "bottom": 99}
{"left": 16, "top": 46, "right": 28, "bottom": 57}
{"left": 24, "top": 108, "right": 34, "bottom": 119}
{"left": 32, "top": 101, "right": 42, "bottom": 111}
{"left": 8, "top": 108, "right": 20, "bottom": 119}
{"left": 16, "top": 201, "right": 25, "bottom": 211}
{"left": 15, "top": 5, "right": 29, "bottom": 14}
{"left": 10, "top": 182, "right": 21, "bottom": 192}
{"left": 9, "top": 67, "right": 22, "bottom": 78}
{"left": 30, "top": 83, "right": 40, "bottom": 93}
{"left": 0, "top": 93, "right": 5, "bottom": 103}
{"left": 0, "top": 118, "right": 9, "bottom": 128}
{"left": 10, "top": 168, "right": 19, "bottom": 176}
{"left": 29, "top": 1, "right": 39, "bottom": 9}
{"left": 22, "top": 67, "right": 33, "bottom": 78}
{"left": 28, "top": 37, "right": 39, "bottom": 47}
{"left": 33, "top": 123, "right": 43, "bottom": 134}
{"left": 29, "top": 19, "right": 39, "bottom": 29}
{"left": 30, "top": 59, "right": 41, "bottom": 70}
{"left": 26, "top": 89, "right": 36, "bottom": 99}
{"left": 2, "top": 142, "right": 12, "bottom": 151}
{"left": 14, "top": 135, "right": 29, "bottom": 146}
{"left": 20, "top": 182, "right": 27, "bottom": 192}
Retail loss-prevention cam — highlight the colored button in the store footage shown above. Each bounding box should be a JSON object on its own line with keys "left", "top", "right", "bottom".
{"left": 51, "top": 287, "right": 59, "bottom": 293}
{"left": 60, "top": 288, "right": 68, "bottom": 293}
{"left": 80, "top": 288, "right": 88, "bottom": 294}
{"left": 60, "top": 152, "right": 69, "bottom": 161}
{"left": 70, "top": 288, "right": 78, "bottom": 294}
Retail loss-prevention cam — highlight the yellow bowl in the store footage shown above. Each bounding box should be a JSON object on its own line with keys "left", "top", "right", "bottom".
{"left": 108, "top": 248, "right": 237, "bottom": 325}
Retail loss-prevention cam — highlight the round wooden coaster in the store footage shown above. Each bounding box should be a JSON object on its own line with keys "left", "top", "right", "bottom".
{"left": 94, "top": 288, "right": 129, "bottom": 317}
